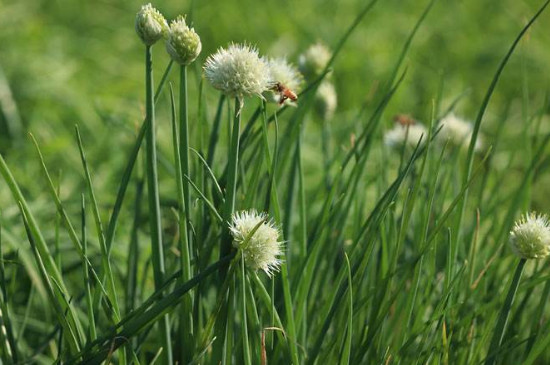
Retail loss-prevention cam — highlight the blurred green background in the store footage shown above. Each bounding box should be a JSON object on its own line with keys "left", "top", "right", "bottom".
{"left": 0, "top": 0, "right": 549, "bottom": 234}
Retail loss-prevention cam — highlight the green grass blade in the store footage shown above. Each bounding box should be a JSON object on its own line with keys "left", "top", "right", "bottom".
{"left": 484, "top": 259, "right": 526, "bottom": 365}
{"left": 81, "top": 194, "right": 97, "bottom": 342}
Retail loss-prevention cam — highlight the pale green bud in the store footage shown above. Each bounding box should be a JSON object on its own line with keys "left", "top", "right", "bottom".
{"left": 166, "top": 16, "right": 202, "bottom": 66}
{"left": 135, "top": 3, "right": 168, "bottom": 46}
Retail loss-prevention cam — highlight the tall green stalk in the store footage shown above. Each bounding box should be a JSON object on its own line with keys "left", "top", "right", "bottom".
{"left": 220, "top": 99, "right": 242, "bottom": 265}
{"left": 144, "top": 45, "right": 172, "bottom": 365}
{"left": 172, "top": 64, "right": 194, "bottom": 362}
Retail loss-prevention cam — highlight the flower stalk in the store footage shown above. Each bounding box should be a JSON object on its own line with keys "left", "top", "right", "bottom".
{"left": 178, "top": 64, "right": 194, "bottom": 363}
{"left": 144, "top": 44, "right": 173, "bottom": 365}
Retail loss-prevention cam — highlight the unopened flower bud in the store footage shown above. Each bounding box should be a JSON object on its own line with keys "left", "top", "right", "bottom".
{"left": 166, "top": 16, "right": 202, "bottom": 66}
{"left": 135, "top": 4, "right": 169, "bottom": 46}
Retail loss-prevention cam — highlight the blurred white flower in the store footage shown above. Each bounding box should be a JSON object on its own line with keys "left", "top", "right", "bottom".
{"left": 204, "top": 44, "right": 270, "bottom": 101}
{"left": 135, "top": 3, "right": 168, "bottom": 46}
{"left": 165, "top": 16, "right": 201, "bottom": 66}
{"left": 265, "top": 57, "right": 303, "bottom": 105}
{"left": 314, "top": 81, "right": 337, "bottom": 120}
{"left": 298, "top": 42, "right": 332, "bottom": 80}
{"left": 384, "top": 123, "right": 427, "bottom": 149}
{"left": 509, "top": 212, "right": 550, "bottom": 259}
{"left": 437, "top": 113, "right": 482, "bottom": 151}
{"left": 230, "top": 210, "right": 283, "bottom": 276}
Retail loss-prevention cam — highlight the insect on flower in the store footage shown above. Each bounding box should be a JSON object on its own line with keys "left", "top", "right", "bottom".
{"left": 271, "top": 82, "right": 298, "bottom": 105}
{"left": 393, "top": 114, "right": 416, "bottom": 127}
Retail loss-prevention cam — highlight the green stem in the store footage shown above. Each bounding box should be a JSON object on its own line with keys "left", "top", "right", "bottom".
{"left": 173, "top": 65, "right": 194, "bottom": 362}
{"left": 240, "top": 254, "right": 252, "bottom": 365}
{"left": 207, "top": 94, "right": 226, "bottom": 167}
{"left": 144, "top": 45, "right": 172, "bottom": 365}
{"left": 220, "top": 98, "right": 242, "bottom": 265}
{"left": 485, "top": 258, "right": 526, "bottom": 365}
{"left": 81, "top": 195, "right": 96, "bottom": 342}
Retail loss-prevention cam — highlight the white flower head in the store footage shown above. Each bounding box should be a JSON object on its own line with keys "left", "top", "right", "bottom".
{"left": 204, "top": 44, "right": 271, "bottom": 101}
{"left": 265, "top": 57, "right": 303, "bottom": 105}
{"left": 509, "top": 212, "right": 550, "bottom": 259}
{"left": 135, "top": 3, "right": 168, "bottom": 46}
{"left": 298, "top": 42, "right": 332, "bottom": 80}
{"left": 437, "top": 113, "right": 482, "bottom": 151}
{"left": 230, "top": 210, "right": 283, "bottom": 276}
{"left": 384, "top": 123, "right": 428, "bottom": 149}
{"left": 166, "top": 16, "right": 202, "bottom": 66}
{"left": 314, "top": 81, "right": 337, "bottom": 120}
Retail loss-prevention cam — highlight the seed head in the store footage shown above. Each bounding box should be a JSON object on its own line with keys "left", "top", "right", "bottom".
{"left": 265, "top": 57, "right": 303, "bottom": 105}
{"left": 229, "top": 210, "right": 283, "bottom": 277}
{"left": 384, "top": 123, "right": 427, "bottom": 149}
{"left": 437, "top": 113, "right": 482, "bottom": 151}
{"left": 298, "top": 42, "right": 332, "bottom": 80}
{"left": 204, "top": 44, "right": 271, "bottom": 101}
{"left": 166, "top": 16, "right": 202, "bottom": 66}
{"left": 509, "top": 212, "right": 550, "bottom": 259}
{"left": 135, "top": 3, "right": 168, "bottom": 46}
{"left": 314, "top": 81, "right": 337, "bottom": 120}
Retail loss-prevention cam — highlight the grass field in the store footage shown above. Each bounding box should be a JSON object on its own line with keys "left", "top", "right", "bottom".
{"left": 1, "top": 0, "right": 550, "bottom": 363}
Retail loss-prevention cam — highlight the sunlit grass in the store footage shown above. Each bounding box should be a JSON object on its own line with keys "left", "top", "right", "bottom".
{"left": 1, "top": 0, "right": 550, "bottom": 364}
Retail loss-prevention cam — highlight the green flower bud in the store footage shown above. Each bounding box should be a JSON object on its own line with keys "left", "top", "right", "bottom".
{"left": 135, "top": 3, "right": 168, "bottom": 46}
{"left": 166, "top": 16, "right": 202, "bottom": 66}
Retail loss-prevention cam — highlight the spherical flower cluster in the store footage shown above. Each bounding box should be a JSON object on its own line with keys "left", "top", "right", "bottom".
{"left": 314, "top": 81, "right": 337, "bottom": 120}
{"left": 437, "top": 113, "right": 482, "bottom": 151}
{"left": 166, "top": 16, "right": 202, "bottom": 66}
{"left": 384, "top": 123, "right": 428, "bottom": 149}
{"left": 509, "top": 212, "right": 550, "bottom": 259}
{"left": 135, "top": 3, "right": 168, "bottom": 46}
{"left": 265, "top": 57, "right": 303, "bottom": 105}
{"left": 204, "top": 44, "right": 271, "bottom": 101}
{"left": 229, "top": 210, "right": 283, "bottom": 276}
{"left": 298, "top": 42, "right": 332, "bottom": 80}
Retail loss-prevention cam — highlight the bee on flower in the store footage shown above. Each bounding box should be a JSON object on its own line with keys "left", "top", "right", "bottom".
{"left": 265, "top": 57, "right": 303, "bottom": 106}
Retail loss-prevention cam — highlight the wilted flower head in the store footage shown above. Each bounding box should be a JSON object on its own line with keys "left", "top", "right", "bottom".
{"left": 509, "top": 212, "right": 550, "bottom": 259}
{"left": 437, "top": 113, "right": 482, "bottom": 151}
{"left": 314, "top": 81, "right": 337, "bottom": 120}
{"left": 204, "top": 44, "right": 271, "bottom": 101}
{"left": 135, "top": 3, "right": 168, "bottom": 46}
{"left": 166, "top": 16, "right": 202, "bottom": 65}
{"left": 298, "top": 42, "right": 332, "bottom": 80}
{"left": 384, "top": 123, "right": 428, "bottom": 149}
{"left": 229, "top": 210, "right": 283, "bottom": 276}
{"left": 265, "top": 57, "right": 303, "bottom": 105}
